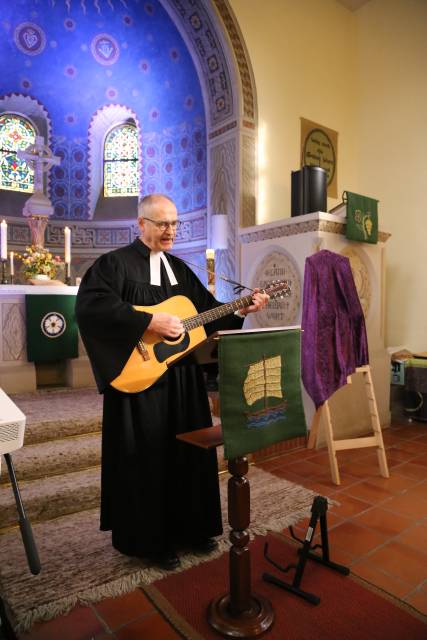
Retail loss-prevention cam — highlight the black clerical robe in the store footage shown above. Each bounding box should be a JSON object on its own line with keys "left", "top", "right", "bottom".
{"left": 76, "top": 238, "right": 243, "bottom": 556}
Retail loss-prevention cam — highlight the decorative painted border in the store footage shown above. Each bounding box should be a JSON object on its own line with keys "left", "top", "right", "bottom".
{"left": 6, "top": 209, "right": 207, "bottom": 253}
{"left": 240, "top": 219, "right": 391, "bottom": 244}
{"left": 212, "top": 0, "right": 255, "bottom": 121}
{"left": 208, "top": 120, "right": 237, "bottom": 140}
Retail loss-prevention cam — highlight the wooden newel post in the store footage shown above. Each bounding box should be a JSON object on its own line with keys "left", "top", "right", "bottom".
{"left": 208, "top": 455, "right": 274, "bottom": 638}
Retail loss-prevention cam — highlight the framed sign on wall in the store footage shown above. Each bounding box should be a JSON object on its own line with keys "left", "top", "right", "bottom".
{"left": 300, "top": 118, "right": 338, "bottom": 198}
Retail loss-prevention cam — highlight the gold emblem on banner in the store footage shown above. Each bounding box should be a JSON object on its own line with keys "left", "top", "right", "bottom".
{"left": 301, "top": 117, "right": 338, "bottom": 198}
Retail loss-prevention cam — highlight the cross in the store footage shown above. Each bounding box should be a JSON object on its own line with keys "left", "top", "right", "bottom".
{"left": 17, "top": 136, "right": 61, "bottom": 193}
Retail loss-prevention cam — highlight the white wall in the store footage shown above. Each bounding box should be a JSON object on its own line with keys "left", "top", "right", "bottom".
{"left": 355, "top": 0, "right": 427, "bottom": 351}
{"left": 229, "top": 0, "right": 427, "bottom": 351}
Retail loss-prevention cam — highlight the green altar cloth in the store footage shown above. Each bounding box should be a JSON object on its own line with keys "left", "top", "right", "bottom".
{"left": 25, "top": 294, "right": 78, "bottom": 363}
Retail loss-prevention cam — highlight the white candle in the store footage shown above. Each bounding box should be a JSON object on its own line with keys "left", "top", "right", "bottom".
{"left": 10, "top": 251, "right": 14, "bottom": 276}
{"left": 206, "top": 248, "right": 215, "bottom": 261}
{"left": 0, "top": 220, "right": 7, "bottom": 260}
{"left": 64, "top": 226, "right": 71, "bottom": 263}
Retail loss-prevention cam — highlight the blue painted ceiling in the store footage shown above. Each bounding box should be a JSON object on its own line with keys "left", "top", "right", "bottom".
{"left": 0, "top": 0, "right": 205, "bottom": 139}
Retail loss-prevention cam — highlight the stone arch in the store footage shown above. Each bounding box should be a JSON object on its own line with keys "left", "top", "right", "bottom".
{"left": 159, "top": 0, "right": 257, "bottom": 294}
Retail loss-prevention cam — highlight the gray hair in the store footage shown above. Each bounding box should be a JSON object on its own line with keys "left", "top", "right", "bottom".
{"left": 137, "top": 193, "right": 175, "bottom": 219}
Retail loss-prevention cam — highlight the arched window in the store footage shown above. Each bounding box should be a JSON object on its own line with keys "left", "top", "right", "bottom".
{"left": 104, "top": 123, "right": 139, "bottom": 197}
{"left": 0, "top": 113, "right": 36, "bottom": 193}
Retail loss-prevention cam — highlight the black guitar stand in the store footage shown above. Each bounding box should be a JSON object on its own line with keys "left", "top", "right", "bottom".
{"left": 263, "top": 495, "right": 349, "bottom": 605}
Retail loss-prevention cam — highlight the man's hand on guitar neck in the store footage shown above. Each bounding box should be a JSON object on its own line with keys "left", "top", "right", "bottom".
{"left": 148, "top": 312, "right": 184, "bottom": 338}
{"left": 239, "top": 288, "right": 270, "bottom": 316}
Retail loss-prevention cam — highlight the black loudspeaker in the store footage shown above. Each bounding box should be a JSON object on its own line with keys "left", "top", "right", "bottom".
{"left": 291, "top": 165, "right": 327, "bottom": 216}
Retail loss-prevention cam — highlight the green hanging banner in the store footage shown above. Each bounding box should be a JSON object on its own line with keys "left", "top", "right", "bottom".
{"left": 219, "top": 328, "right": 307, "bottom": 460}
{"left": 345, "top": 190, "right": 378, "bottom": 244}
{"left": 25, "top": 294, "right": 78, "bottom": 363}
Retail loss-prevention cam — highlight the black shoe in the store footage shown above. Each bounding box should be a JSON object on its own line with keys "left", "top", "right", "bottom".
{"left": 190, "top": 537, "right": 219, "bottom": 553}
{"left": 150, "top": 550, "right": 180, "bottom": 571}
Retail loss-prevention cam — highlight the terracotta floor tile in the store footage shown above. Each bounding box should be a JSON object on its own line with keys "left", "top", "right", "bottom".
{"left": 285, "top": 460, "right": 329, "bottom": 478}
{"left": 374, "top": 447, "right": 418, "bottom": 463}
{"left": 404, "top": 481, "right": 427, "bottom": 501}
{"left": 390, "top": 425, "right": 426, "bottom": 438}
{"left": 391, "top": 462, "right": 427, "bottom": 481}
{"left": 405, "top": 584, "right": 427, "bottom": 616}
{"left": 303, "top": 451, "right": 331, "bottom": 466}
{"left": 268, "top": 467, "right": 308, "bottom": 485}
{"left": 328, "top": 521, "right": 386, "bottom": 556}
{"left": 351, "top": 559, "right": 414, "bottom": 599}
{"left": 367, "top": 473, "right": 421, "bottom": 494}
{"left": 93, "top": 589, "right": 155, "bottom": 631}
{"left": 338, "top": 460, "right": 385, "bottom": 480}
{"left": 328, "top": 545, "right": 357, "bottom": 568}
{"left": 396, "top": 522, "right": 427, "bottom": 550}
{"left": 342, "top": 480, "right": 395, "bottom": 504}
{"left": 352, "top": 506, "right": 413, "bottom": 537}
{"left": 294, "top": 478, "right": 339, "bottom": 497}
{"left": 381, "top": 492, "right": 427, "bottom": 519}
{"left": 328, "top": 493, "right": 372, "bottom": 519}
{"left": 393, "top": 440, "right": 427, "bottom": 455}
{"left": 115, "top": 611, "right": 181, "bottom": 639}
{"left": 382, "top": 432, "right": 409, "bottom": 445}
{"left": 367, "top": 541, "right": 427, "bottom": 585}
{"left": 19, "top": 606, "right": 105, "bottom": 640}
{"left": 315, "top": 470, "right": 360, "bottom": 489}
{"left": 410, "top": 453, "right": 427, "bottom": 466}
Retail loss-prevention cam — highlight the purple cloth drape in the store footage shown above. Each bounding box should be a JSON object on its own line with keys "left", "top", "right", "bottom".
{"left": 301, "top": 250, "right": 369, "bottom": 408}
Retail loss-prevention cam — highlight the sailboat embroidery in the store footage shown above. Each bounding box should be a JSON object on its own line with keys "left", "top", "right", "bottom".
{"left": 243, "top": 354, "right": 287, "bottom": 429}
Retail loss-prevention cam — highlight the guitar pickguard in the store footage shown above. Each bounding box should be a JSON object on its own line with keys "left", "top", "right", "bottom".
{"left": 153, "top": 332, "right": 190, "bottom": 363}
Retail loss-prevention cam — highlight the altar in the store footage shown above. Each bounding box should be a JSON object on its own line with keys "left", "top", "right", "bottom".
{"left": 0, "top": 285, "right": 95, "bottom": 393}
{"left": 239, "top": 211, "right": 391, "bottom": 442}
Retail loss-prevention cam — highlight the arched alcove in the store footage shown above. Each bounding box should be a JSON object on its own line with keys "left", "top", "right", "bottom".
{"left": 0, "top": 1, "right": 258, "bottom": 293}
{"left": 88, "top": 104, "right": 142, "bottom": 220}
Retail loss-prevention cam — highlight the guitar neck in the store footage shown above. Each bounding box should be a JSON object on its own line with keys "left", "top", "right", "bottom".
{"left": 183, "top": 293, "right": 254, "bottom": 332}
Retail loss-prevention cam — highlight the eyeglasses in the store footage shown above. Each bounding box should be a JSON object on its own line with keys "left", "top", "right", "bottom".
{"left": 143, "top": 217, "right": 181, "bottom": 231}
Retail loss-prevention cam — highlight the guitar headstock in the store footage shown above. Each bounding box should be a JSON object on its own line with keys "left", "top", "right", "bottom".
{"left": 262, "top": 280, "right": 292, "bottom": 299}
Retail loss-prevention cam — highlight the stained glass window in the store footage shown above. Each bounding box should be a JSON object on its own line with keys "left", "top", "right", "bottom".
{"left": 104, "top": 124, "right": 139, "bottom": 197}
{"left": 0, "top": 114, "right": 35, "bottom": 193}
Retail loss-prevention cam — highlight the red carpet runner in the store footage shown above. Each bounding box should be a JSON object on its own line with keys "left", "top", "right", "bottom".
{"left": 143, "top": 534, "right": 427, "bottom": 640}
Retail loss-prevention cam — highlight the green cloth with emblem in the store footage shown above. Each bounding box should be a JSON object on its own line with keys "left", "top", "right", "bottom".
{"left": 345, "top": 190, "right": 378, "bottom": 244}
{"left": 219, "top": 328, "right": 306, "bottom": 460}
{"left": 25, "top": 295, "right": 78, "bottom": 363}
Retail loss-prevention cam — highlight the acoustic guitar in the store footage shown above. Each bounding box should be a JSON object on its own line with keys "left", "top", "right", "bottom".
{"left": 110, "top": 281, "right": 291, "bottom": 393}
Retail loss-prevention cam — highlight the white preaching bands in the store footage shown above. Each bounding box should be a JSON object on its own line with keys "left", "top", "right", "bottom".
{"left": 149, "top": 251, "right": 178, "bottom": 287}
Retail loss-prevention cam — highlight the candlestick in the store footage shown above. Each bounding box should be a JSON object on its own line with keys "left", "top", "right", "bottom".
{"left": 206, "top": 248, "right": 215, "bottom": 295}
{"left": 0, "top": 220, "right": 7, "bottom": 260}
{"left": 0, "top": 260, "right": 8, "bottom": 285}
{"left": 64, "top": 226, "right": 71, "bottom": 264}
{"left": 65, "top": 260, "right": 71, "bottom": 286}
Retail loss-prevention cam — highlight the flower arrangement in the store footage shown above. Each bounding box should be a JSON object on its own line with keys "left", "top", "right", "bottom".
{"left": 17, "top": 245, "right": 63, "bottom": 279}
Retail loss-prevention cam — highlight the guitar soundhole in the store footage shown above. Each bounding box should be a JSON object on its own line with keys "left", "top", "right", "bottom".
{"left": 163, "top": 334, "right": 181, "bottom": 343}
{"left": 154, "top": 332, "right": 190, "bottom": 363}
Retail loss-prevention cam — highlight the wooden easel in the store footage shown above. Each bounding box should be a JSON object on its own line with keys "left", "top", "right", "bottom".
{"left": 307, "top": 365, "right": 389, "bottom": 485}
